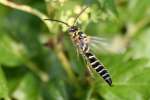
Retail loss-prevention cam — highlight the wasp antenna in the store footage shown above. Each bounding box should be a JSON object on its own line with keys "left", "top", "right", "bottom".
{"left": 44, "top": 19, "right": 70, "bottom": 27}
{"left": 73, "top": 6, "right": 88, "bottom": 26}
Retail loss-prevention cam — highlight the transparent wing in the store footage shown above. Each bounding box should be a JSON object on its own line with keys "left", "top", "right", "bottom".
{"left": 87, "top": 36, "right": 123, "bottom": 54}
{"left": 87, "top": 36, "right": 111, "bottom": 53}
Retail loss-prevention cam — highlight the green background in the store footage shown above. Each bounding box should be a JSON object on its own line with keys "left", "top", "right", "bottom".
{"left": 0, "top": 0, "right": 150, "bottom": 100}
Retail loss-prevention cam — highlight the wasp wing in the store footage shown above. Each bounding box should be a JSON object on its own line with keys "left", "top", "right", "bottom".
{"left": 87, "top": 36, "right": 114, "bottom": 53}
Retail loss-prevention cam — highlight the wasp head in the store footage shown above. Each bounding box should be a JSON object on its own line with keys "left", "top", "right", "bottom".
{"left": 68, "top": 26, "right": 78, "bottom": 33}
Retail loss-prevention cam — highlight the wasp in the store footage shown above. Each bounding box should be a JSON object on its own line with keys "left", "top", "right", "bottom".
{"left": 45, "top": 7, "right": 112, "bottom": 86}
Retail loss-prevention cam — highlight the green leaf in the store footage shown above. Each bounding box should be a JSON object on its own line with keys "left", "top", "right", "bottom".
{"left": 105, "top": 0, "right": 118, "bottom": 14}
{"left": 47, "top": 80, "right": 68, "bottom": 100}
{"left": 0, "top": 33, "right": 23, "bottom": 67}
{"left": 99, "top": 0, "right": 118, "bottom": 16}
{"left": 12, "top": 73, "right": 41, "bottom": 100}
{"left": 128, "top": 28, "right": 150, "bottom": 64}
{"left": 128, "top": 0, "right": 150, "bottom": 21}
{"left": 0, "top": 66, "right": 9, "bottom": 99}
{"left": 94, "top": 54, "right": 150, "bottom": 100}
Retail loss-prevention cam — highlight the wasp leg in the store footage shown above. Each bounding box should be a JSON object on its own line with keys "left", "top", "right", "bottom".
{"left": 76, "top": 47, "right": 80, "bottom": 60}
{"left": 85, "top": 59, "right": 95, "bottom": 79}
{"left": 80, "top": 51, "right": 95, "bottom": 79}
{"left": 76, "top": 46, "right": 95, "bottom": 78}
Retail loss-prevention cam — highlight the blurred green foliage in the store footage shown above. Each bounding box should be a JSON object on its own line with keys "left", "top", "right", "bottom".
{"left": 0, "top": 0, "right": 150, "bottom": 100}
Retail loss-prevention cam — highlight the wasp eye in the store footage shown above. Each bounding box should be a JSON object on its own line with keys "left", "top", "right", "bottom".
{"left": 69, "top": 26, "right": 78, "bottom": 32}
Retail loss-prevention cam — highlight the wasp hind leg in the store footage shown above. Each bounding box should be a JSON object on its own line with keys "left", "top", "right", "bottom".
{"left": 81, "top": 54, "right": 95, "bottom": 79}
{"left": 76, "top": 47, "right": 95, "bottom": 79}
{"left": 76, "top": 47, "right": 80, "bottom": 60}
{"left": 85, "top": 61, "right": 95, "bottom": 79}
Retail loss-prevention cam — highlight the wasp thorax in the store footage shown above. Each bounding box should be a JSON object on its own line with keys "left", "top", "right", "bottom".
{"left": 68, "top": 26, "right": 78, "bottom": 33}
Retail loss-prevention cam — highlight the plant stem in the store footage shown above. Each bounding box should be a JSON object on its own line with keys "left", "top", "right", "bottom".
{"left": 0, "top": 0, "right": 52, "bottom": 32}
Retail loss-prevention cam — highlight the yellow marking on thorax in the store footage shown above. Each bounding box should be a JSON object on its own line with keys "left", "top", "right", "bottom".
{"left": 70, "top": 30, "right": 80, "bottom": 45}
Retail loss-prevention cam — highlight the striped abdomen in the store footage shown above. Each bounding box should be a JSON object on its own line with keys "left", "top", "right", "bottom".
{"left": 82, "top": 44, "right": 112, "bottom": 86}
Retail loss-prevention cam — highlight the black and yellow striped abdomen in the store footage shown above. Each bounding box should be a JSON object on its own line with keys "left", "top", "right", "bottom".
{"left": 82, "top": 43, "right": 112, "bottom": 86}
